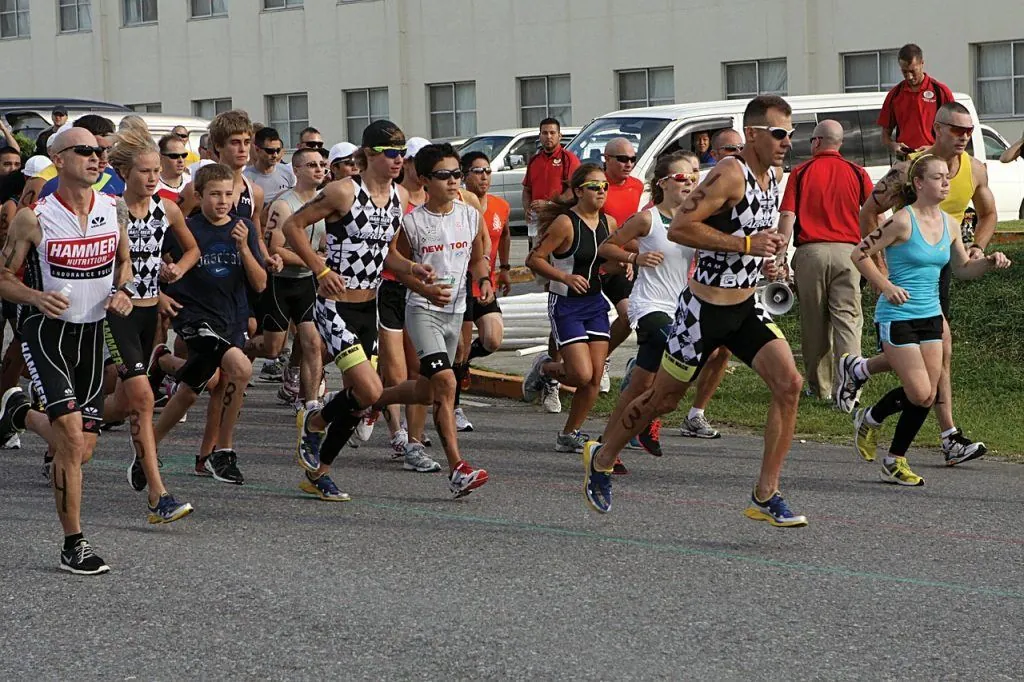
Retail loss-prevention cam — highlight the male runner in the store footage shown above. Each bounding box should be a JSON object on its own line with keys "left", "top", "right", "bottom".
{"left": 244, "top": 126, "right": 296, "bottom": 205}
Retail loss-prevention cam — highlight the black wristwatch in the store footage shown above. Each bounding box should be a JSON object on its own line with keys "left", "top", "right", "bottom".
{"left": 114, "top": 281, "right": 139, "bottom": 298}
{"left": 498, "top": 264, "right": 511, "bottom": 271}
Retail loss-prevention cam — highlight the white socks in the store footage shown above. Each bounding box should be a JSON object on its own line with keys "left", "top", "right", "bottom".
{"left": 688, "top": 407, "right": 704, "bottom": 421}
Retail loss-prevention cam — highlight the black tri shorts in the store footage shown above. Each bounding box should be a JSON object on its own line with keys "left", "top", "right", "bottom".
{"left": 175, "top": 321, "right": 246, "bottom": 393}
{"left": 600, "top": 272, "right": 634, "bottom": 306}
{"left": 104, "top": 304, "right": 159, "bottom": 380}
{"left": 634, "top": 311, "right": 673, "bottom": 373}
{"left": 314, "top": 297, "right": 378, "bottom": 372}
{"left": 261, "top": 274, "right": 317, "bottom": 333}
{"left": 376, "top": 278, "right": 407, "bottom": 332}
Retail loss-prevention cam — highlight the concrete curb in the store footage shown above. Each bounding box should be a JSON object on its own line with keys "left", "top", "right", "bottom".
{"left": 467, "top": 368, "right": 576, "bottom": 401}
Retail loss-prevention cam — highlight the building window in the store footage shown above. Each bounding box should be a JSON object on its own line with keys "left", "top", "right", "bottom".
{"left": 59, "top": 0, "right": 91, "bottom": 33}
{"left": 429, "top": 81, "right": 476, "bottom": 139}
{"left": 724, "top": 58, "right": 788, "bottom": 100}
{"left": 344, "top": 88, "right": 389, "bottom": 143}
{"left": 266, "top": 93, "right": 309, "bottom": 148}
{"left": 0, "top": 0, "right": 30, "bottom": 39}
{"left": 122, "top": 0, "right": 157, "bottom": 25}
{"left": 975, "top": 41, "right": 1024, "bottom": 118}
{"left": 190, "top": 0, "right": 227, "bottom": 19}
{"left": 192, "top": 98, "right": 233, "bottom": 120}
{"left": 518, "top": 75, "right": 572, "bottom": 127}
{"left": 843, "top": 50, "right": 901, "bottom": 93}
{"left": 263, "top": 0, "right": 302, "bottom": 9}
{"left": 617, "top": 67, "right": 674, "bottom": 109}
{"left": 129, "top": 102, "right": 162, "bottom": 113}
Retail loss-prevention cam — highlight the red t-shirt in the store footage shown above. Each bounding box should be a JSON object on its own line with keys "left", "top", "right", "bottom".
{"left": 602, "top": 176, "right": 645, "bottom": 228}
{"left": 780, "top": 150, "right": 873, "bottom": 246}
{"left": 522, "top": 146, "right": 581, "bottom": 201}
{"left": 472, "top": 194, "right": 510, "bottom": 296}
{"left": 877, "top": 74, "right": 954, "bottom": 150}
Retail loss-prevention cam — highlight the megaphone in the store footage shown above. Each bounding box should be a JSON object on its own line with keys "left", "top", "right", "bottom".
{"left": 758, "top": 281, "right": 794, "bottom": 316}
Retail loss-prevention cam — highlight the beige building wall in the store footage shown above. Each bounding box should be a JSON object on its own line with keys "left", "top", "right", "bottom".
{"left": 1, "top": 0, "right": 1021, "bottom": 143}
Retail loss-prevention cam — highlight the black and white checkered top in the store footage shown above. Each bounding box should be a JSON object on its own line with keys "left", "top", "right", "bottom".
{"left": 126, "top": 196, "right": 169, "bottom": 299}
{"left": 324, "top": 176, "right": 402, "bottom": 290}
{"left": 692, "top": 158, "right": 780, "bottom": 289}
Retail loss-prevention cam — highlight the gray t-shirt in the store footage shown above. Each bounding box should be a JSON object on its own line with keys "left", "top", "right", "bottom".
{"left": 243, "top": 163, "right": 296, "bottom": 203}
{"left": 274, "top": 189, "right": 326, "bottom": 278}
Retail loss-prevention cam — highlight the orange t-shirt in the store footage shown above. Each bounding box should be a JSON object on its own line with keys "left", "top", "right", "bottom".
{"left": 602, "top": 176, "right": 645, "bottom": 228}
{"left": 472, "top": 194, "right": 510, "bottom": 296}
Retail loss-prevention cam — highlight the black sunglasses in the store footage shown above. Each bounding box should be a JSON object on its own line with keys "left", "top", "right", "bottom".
{"left": 260, "top": 146, "right": 284, "bottom": 155}
{"left": 302, "top": 141, "right": 325, "bottom": 149}
{"left": 428, "top": 169, "right": 463, "bottom": 181}
{"left": 162, "top": 152, "right": 188, "bottom": 160}
{"left": 333, "top": 157, "right": 357, "bottom": 166}
{"left": 174, "top": 133, "right": 189, "bottom": 140}
{"left": 58, "top": 145, "right": 105, "bottom": 157}
{"left": 606, "top": 154, "right": 637, "bottom": 164}
{"left": 466, "top": 167, "right": 492, "bottom": 175}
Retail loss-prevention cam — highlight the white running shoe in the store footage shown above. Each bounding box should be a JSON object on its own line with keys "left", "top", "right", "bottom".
{"left": 355, "top": 410, "right": 378, "bottom": 442}
{"left": 2, "top": 433, "right": 21, "bottom": 449}
{"left": 403, "top": 442, "right": 441, "bottom": 473}
{"left": 454, "top": 407, "right": 473, "bottom": 432}
{"left": 541, "top": 380, "right": 562, "bottom": 413}
{"left": 599, "top": 357, "right": 611, "bottom": 394}
{"left": 390, "top": 428, "right": 409, "bottom": 459}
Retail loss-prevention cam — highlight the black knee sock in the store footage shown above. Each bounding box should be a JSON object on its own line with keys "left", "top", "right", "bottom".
{"left": 468, "top": 338, "right": 492, "bottom": 361}
{"left": 320, "top": 412, "right": 361, "bottom": 466}
{"left": 868, "top": 387, "right": 908, "bottom": 424}
{"left": 319, "top": 387, "right": 363, "bottom": 425}
{"left": 453, "top": 362, "right": 469, "bottom": 407}
{"left": 890, "top": 402, "right": 930, "bottom": 457}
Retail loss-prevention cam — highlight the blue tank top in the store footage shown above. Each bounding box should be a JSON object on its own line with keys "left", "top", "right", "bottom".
{"left": 875, "top": 206, "right": 950, "bottom": 323}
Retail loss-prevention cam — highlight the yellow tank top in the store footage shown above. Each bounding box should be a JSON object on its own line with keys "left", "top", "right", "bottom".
{"left": 909, "top": 151, "right": 973, "bottom": 223}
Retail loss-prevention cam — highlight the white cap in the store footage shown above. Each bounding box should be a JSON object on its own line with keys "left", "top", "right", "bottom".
{"left": 23, "top": 155, "right": 51, "bottom": 179}
{"left": 405, "top": 136, "right": 431, "bottom": 160}
{"left": 46, "top": 121, "right": 74, "bottom": 150}
{"left": 327, "top": 142, "right": 358, "bottom": 165}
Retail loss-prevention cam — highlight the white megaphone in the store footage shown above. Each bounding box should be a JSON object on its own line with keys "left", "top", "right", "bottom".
{"left": 758, "top": 280, "right": 794, "bottom": 316}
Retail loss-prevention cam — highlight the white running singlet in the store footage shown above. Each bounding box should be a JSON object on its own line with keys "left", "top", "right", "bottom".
{"left": 402, "top": 200, "right": 479, "bottom": 315}
{"left": 628, "top": 207, "right": 694, "bottom": 324}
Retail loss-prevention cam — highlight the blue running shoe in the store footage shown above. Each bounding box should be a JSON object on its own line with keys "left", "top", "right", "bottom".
{"left": 296, "top": 408, "right": 323, "bottom": 473}
{"left": 147, "top": 494, "right": 194, "bottom": 524}
{"left": 619, "top": 356, "right": 637, "bottom": 394}
{"left": 743, "top": 489, "right": 808, "bottom": 528}
{"left": 626, "top": 435, "right": 642, "bottom": 450}
{"left": 581, "top": 441, "right": 612, "bottom": 513}
{"left": 299, "top": 472, "right": 351, "bottom": 501}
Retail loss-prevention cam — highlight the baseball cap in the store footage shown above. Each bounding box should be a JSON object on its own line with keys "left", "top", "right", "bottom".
{"left": 405, "top": 137, "right": 431, "bottom": 160}
{"left": 23, "top": 155, "right": 51, "bottom": 179}
{"left": 327, "top": 142, "right": 358, "bottom": 165}
{"left": 361, "top": 120, "right": 405, "bottom": 149}
{"left": 52, "top": 105, "right": 68, "bottom": 116}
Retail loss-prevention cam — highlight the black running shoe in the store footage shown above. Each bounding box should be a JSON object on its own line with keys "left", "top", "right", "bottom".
{"left": 127, "top": 452, "right": 146, "bottom": 492}
{"left": 100, "top": 419, "right": 125, "bottom": 432}
{"left": 59, "top": 538, "right": 110, "bottom": 575}
{"left": 637, "top": 419, "right": 663, "bottom": 457}
{"left": 0, "top": 386, "right": 29, "bottom": 444}
{"left": 205, "top": 448, "right": 244, "bottom": 485}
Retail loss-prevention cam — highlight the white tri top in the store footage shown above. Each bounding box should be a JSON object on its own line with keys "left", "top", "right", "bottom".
{"left": 628, "top": 207, "right": 695, "bottom": 325}
{"left": 402, "top": 200, "right": 479, "bottom": 315}
{"left": 26, "top": 191, "right": 120, "bottom": 324}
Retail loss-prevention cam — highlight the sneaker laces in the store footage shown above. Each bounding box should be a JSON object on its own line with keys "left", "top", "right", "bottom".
{"left": 647, "top": 419, "right": 661, "bottom": 441}
{"left": 767, "top": 494, "right": 794, "bottom": 518}
{"left": 74, "top": 541, "right": 94, "bottom": 562}
{"left": 946, "top": 430, "right": 972, "bottom": 447}
{"left": 317, "top": 474, "right": 340, "bottom": 494}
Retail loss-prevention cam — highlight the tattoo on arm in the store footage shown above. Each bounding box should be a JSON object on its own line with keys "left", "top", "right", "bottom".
{"left": 679, "top": 172, "right": 721, "bottom": 215}
{"left": 856, "top": 219, "right": 892, "bottom": 261}
{"left": 871, "top": 168, "right": 901, "bottom": 200}
{"left": 115, "top": 197, "right": 129, "bottom": 229}
{"left": 294, "top": 193, "right": 327, "bottom": 217}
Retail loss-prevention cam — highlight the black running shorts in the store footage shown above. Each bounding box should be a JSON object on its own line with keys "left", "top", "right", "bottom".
{"left": 175, "top": 321, "right": 246, "bottom": 393}
{"left": 376, "top": 279, "right": 406, "bottom": 332}
{"left": 634, "top": 311, "right": 672, "bottom": 373}
{"left": 600, "top": 272, "right": 634, "bottom": 306}
{"left": 104, "top": 304, "right": 159, "bottom": 380}
{"left": 261, "top": 274, "right": 316, "bottom": 333}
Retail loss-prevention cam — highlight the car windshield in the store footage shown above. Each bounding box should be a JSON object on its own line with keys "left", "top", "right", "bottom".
{"left": 566, "top": 117, "right": 670, "bottom": 166}
{"left": 457, "top": 135, "right": 513, "bottom": 160}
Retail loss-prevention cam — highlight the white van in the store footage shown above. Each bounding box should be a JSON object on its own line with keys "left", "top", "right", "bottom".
{"left": 566, "top": 93, "right": 1024, "bottom": 222}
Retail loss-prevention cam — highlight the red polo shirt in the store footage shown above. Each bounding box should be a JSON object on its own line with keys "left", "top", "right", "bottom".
{"left": 780, "top": 150, "right": 872, "bottom": 246}
{"left": 877, "top": 74, "right": 954, "bottom": 150}
{"left": 522, "top": 146, "right": 580, "bottom": 201}
{"left": 602, "top": 175, "right": 644, "bottom": 228}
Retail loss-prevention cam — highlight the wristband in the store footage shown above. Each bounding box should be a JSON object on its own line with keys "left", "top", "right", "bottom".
{"left": 316, "top": 267, "right": 331, "bottom": 280}
{"left": 744, "top": 236, "right": 751, "bottom": 255}
{"left": 498, "top": 264, "right": 511, "bottom": 271}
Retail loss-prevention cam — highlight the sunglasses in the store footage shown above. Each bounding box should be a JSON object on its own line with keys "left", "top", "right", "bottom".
{"left": 162, "top": 152, "right": 188, "bottom": 160}
{"left": 334, "top": 157, "right": 357, "bottom": 166}
{"left": 427, "top": 169, "right": 463, "bottom": 181}
{"left": 371, "top": 145, "right": 407, "bottom": 159}
{"left": 748, "top": 125, "right": 796, "bottom": 140}
{"left": 663, "top": 172, "right": 699, "bottom": 184}
{"left": 938, "top": 122, "right": 974, "bottom": 137}
{"left": 300, "top": 162, "right": 329, "bottom": 169}
{"left": 58, "top": 145, "right": 105, "bottom": 157}
{"left": 466, "top": 167, "right": 492, "bottom": 175}
{"left": 302, "top": 141, "right": 325, "bottom": 149}
{"left": 578, "top": 181, "right": 609, "bottom": 192}
{"left": 174, "top": 133, "right": 189, "bottom": 140}
{"left": 606, "top": 154, "right": 637, "bottom": 164}
{"left": 719, "top": 144, "right": 744, "bottom": 152}
{"left": 260, "top": 146, "right": 284, "bottom": 155}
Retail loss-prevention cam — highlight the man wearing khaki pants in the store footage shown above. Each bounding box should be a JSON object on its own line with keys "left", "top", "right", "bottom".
{"left": 777, "top": 120, "right": 873, "bottom": 401}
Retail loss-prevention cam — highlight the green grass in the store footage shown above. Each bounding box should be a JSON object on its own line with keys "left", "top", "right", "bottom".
{"left": 997, "top": 219, "right": 1024, "bottom": 231}
{"left": 589, "top": 241, "right": 1024, "bottom": 459}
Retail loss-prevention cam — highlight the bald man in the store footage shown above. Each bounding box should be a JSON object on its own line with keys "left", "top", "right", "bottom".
{"left": 777, "top": 119, "right": 873, "bottom": 401}
{"left": 710, "top": 129, "right": 744, "bottom": 163}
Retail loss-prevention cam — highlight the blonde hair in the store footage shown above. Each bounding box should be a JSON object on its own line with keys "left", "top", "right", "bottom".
{"left": 117, "top": 114, "right": 150, "bottom": 136}
{"left": 108, "top": 126, "right": 159, "bottom": 178}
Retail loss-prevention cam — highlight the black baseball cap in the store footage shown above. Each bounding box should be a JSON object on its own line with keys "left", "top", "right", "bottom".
{"left": 52, "top": 105, "right": 68, "bottom": 116}
{"left": 361, "top": 120, "right": 405, "bottom": 148}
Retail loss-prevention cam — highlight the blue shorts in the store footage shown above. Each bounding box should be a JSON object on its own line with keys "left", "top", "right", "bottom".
{"left": 548, "top": 292, "right": 610, "bottom": 348}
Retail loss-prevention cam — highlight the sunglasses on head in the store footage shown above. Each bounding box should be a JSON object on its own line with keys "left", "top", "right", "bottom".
{"left": 302, "top": 141, "right": 325, "bottom": 149}
{"left": 427, "top": 169, "right": 463, "bottom": 181}
{"left": 162, "top": 152, "right": 188, "bottom": 160}
{"left": 260, "top": 146, "right": 284, "bottom": 155}
{"left": 938, "top": 122, "right": 974, "bottom": 137}
{"left": 749, "top": 125, "right": 796, "bottom": 140}
{"left": 371, "top": 145, "right": 407, "bottom": 159}
{"left": 606, "top": 154, "right": 637, "bottom": 164}
{"left": 467, "top": 167, "right": 492, "bottom": 175}
{"left": 58, "top": 145, "right": 105, "bottom": 157}
{"left": 579, "top": 180, "right": 609, "bottom": 192}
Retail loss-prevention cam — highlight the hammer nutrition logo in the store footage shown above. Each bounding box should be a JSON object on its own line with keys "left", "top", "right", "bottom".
{"left": 47, "top": 234, "right": 117, "bottom": 280}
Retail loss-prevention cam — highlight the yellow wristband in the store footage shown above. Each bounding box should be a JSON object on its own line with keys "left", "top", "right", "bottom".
{"left": 744, "top": 236, "right": 751, "bottom": 255}
{"left": 316, "top": 267, "right": 331, "bottom": 280}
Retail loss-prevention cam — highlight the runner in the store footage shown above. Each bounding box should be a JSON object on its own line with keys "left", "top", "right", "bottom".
{"left": 524, "top": 163, "right": 616, "bottom": 454}
{"left": 156, "top": 133, "right": 191, "bottom": 202}
{"left": 839, "top": 101, "right": 997, "bottom": 465}
{"left": 581, "top": 95, "right": 808, "bottom": 527}
{"left": 243, "top": 126, "right": 295, "bottom": 205}
{"left": 327, "top": 142, "right": 359, "bottom": 182}
{"left": 850, "top": 154, "right": 1010, "bottom": 485}
{"left": 0, "top": 126, "right": 135, "bottom": 574}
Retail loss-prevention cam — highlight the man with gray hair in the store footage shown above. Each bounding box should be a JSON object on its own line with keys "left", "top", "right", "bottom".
{"left": 777, "top": 119, "right": 873, "bottom": 402}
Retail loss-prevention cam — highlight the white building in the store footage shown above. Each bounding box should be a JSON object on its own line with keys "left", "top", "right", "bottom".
{"left": 1, "top": 0, "right": 1022, "bottom": 147}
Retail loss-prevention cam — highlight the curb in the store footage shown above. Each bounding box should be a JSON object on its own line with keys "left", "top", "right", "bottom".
{"left": 467, "top": 368, "right": 575, "bottom": 401}
{"left": 508, "top": 266, "right": 534, "bottom": 284}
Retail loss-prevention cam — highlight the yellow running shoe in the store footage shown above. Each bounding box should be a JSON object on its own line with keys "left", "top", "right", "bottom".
{"left": 880, "top": 456, "right": 924, "bottom": 486}
{"left": 853, "top": 407, "right": 878, "bottom": 462}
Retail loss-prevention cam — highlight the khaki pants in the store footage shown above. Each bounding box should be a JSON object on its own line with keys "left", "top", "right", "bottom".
{"left": 791, "top": 242, "right": 863, "bottom": 399}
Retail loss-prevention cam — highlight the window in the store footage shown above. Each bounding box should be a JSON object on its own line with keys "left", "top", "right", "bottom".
{"left": 129, "top": 102, "right": 162, "bottom": 113}
{"left": 344, "top": 87, "right": 389, "bottom": 142}
{"left": 617, "top": 67, "right": 674, "bottom": 109}
{"left": 724, "top": 58, "right": 787, "bottom": 99}
{"left": 843, "top": 50, "right": 901, "bottom": 93}
{"left": 122, "top": 0, "right": 157, "bottom": 25}
{"left": 518, "top": 75, "right": 572, "bottom": 127}
{"left": 0, "top": 0, "right": 30, "bottom": 39}
{"left": 263, "top": 0, "right": 302, "bottom": 9}
{"left": 982, "top": 127, "right": 1008, "bottom": 160}
{"left": 429, "top": 81, "right": 476, "bottom": 138}
{"left": 193, "top": 97, "right": 233, "bottom": 120}
{"left": 266, "top": 93, "right": 309, "bottom": 148}
{"left": 190, "top": 0, "right": 227, "bottom": 19}
{"left": 975, "top": 41, "right": 1024, "bottom": 118}
{"left": 59, "top": 0, "right": 91, "bottom": 33}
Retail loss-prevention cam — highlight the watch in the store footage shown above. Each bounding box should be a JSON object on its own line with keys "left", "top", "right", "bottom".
{"left": 116, "top": 281, "right": 139, "bottom": 298}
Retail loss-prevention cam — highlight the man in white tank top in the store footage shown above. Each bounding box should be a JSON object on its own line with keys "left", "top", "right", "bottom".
{"left": 0, "top": 127, "right": 136, "bottom": 576}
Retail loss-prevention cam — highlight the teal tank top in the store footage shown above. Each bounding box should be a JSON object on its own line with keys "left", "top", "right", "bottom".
{"left": 875, "top": 206, "right": 950, "bottom": 323}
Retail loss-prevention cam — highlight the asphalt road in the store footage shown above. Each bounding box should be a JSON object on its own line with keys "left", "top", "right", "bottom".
{"left": 2, "top": 380, "right": 1024, "bottom": 680}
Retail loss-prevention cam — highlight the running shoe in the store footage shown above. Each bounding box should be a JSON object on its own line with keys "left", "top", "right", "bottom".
{"left": 612, "top": 456, "right": 629, "bottom": 475}
{"left": 296, "top": 408, "right": 323, "bottom": 473}
{"left": 283, "top": 366, "right": 300, "bottom": 394}
{"left": 626, "top": 435, "right": 643, "bottom": 450}
{"left": 299, "top": 472, "right": 351, "bottom": 501}
{"left": 942, "top": 429, "right": 987, "bottom": 466}
{"left": 853, "top": 407, "right": 878, "bottom": 462}
{"left": 880, "top": 456, "right": 924, "bottom": 486}
{"left": 147, "top": 494, "right": 194, "bottom": 524}
{"left": 679, "top": 413, "right": 721, "bottom": 439}
{"left": 390, "top": 428, "right": 409, "bottom": 458}
{"left": 100, "top": 419, "right": 125, "bottom": 432}
{"left": 555, "top": 429, "right": 588, "bottom": 453}
{"left": 355, "top": 409, "right": 378, "bottom": 442}
{"left": 454, "top": 407, "right": 473, "bottom": 432}
{"left": 449, "top": 460, "right": 488, "bottom": 498}
{"left": 522, "top": 353, "right": 548, "bottom": 403}
{"left": 259, "top": 358, "right": 284, "bottom": 382}
{"left": 619, "top": 356, "right": 637, "bottom": 394}
{"left": 205, "top": 448, "right": 244, "bottom": 485}
{"left": 59, "top": 538, "right": 110, "bottom": 576}
{"left": 277, "top": 383, "right": 298, "bottom": 406}
{"left": 403, "top": 442, "right": 442, "bottom": 473}
{"left": 835, "top": 353, "right": 867, "bottom": 414}
{"left": 743, "top": 490, "right": 809, "bottom": 527}
{"left": 0, "top": 386, "right": 28, "bottom": 444}
{"left": 127, "top": 451, "right": 147, "bottom": 492}
{"left": 582, "top": 441, "right": 612, "bottom": 514}
{"left": 637, "top": 419, "right": 663, "bottom": 457}
{"left": 541, "top": 379, "right": 562, "bottom": 413}
{"left": 2, "top": 432, "right": 21, "bottom": 449}
{"left": 147, "top": 343, "right": 170, "bottom": 391}
{"left": 152, "top": 388, "right": 169, "bottom": 409}
{"left": 193, "top": 455, "right": 211, "bottom": 477}
{"left": 599, "top": 357, "right": 611, "bottom": 394}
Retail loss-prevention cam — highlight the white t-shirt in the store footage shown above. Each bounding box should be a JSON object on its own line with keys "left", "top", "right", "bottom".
{"left": 402, "top": 200, "right": 479, "bottom": 315}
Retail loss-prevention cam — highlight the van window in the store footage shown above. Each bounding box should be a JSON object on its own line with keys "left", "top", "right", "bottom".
{"left": 566, "top": 117, "right": 670, "bottom": 166}
{"left": 827, "top": 110, "right": 865, "bottom": 167}
{"left": 859, "top": 109, "right": 892, "bottom": 168}
{"left": 508, "top": 135, "right": 539, "bottom": 165}
{"left": 785, "top": 120, "right": 819, "bottom": 169}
